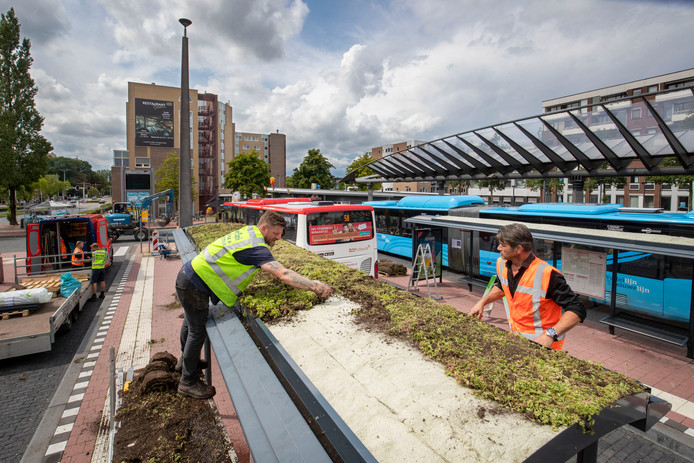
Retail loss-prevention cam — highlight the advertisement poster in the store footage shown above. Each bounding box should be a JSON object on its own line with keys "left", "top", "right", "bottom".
{"left": 412, "top": 228, "right": 442, "bottom": 280}
{"left": 135, "top": 98, "right": 174, "bottom": 147}
{"left": 308, "top": 222, "right": 373, "bottom": 245}
{"left": 126, "top": 191, "right": 151, "bottom": 207}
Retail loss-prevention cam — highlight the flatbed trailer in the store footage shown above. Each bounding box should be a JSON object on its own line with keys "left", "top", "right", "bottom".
{"left": 0, "top": 273, "right": 93, "bottom": 360}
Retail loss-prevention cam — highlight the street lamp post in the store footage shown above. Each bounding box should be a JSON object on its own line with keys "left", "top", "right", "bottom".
{"left": 59, "top": 169, "right": 68, "bottom": 200}
{"left": 179, "top": 18, "right": 193, "bottom": 227}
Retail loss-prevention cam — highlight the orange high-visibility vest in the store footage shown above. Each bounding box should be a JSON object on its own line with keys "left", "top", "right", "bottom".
{"left": 496, "top": 256, "right": 565, "bottom": 350}
{"left": 60, "top": 240, "right": 68, "bottom": 257}
{"left": 72, "top": 248, "right": 84, "bottom": 266}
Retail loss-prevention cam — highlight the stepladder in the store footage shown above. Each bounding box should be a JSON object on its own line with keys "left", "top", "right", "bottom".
{"left": 408, "top": 243, "right": 442, "bottom": 300}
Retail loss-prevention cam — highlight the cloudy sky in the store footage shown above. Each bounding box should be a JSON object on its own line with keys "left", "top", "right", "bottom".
{"left": 4, "top": 0, "right": 694, "bottom": 177}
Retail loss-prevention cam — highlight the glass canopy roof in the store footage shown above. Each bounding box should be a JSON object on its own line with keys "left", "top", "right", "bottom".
{"left": 341, "top": 88, "right": 694, "bottom": 184}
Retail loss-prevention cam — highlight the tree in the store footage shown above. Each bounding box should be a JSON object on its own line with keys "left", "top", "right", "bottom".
{"left": 31, "top": 174, "right": 70, "bottom": 200}
{"left": 343, "top": 153, "right": 381, "bottom": 191}
{"left": 223, "top": 150, "right": 269, "bottom": 199}
{"left": 646, "top": 157, "right": 694, "bottom": 210}
{"left": 446, "top": 179, "right": 473, "bottom": 194}
{"left": 155, "top": 151, "right": 198, "bottom": 212}
{"left": 0, "top": 8, "right": 52, "bottom": 224}
{"left": 287, "top": 148, "right": 334, "bottom": 189}
{"left": 525, "top": 178, "right": 565, "bottom": 202}
{"left": 96, "top": 169, "right": 112, "bottom": 195}
{"left": 477, "top": 179, "right": 507, "bottom": 205}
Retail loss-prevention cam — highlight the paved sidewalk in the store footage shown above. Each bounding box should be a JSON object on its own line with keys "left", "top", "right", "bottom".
{"left": 51, "top": 251, "right": 249, "bottom": 463}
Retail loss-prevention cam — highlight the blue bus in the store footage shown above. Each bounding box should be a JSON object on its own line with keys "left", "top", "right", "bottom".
{"left": 364, "top": 195, "right": 485, "bottom": 265}
{"left": 368, "top": 198, "right": 693, "bottom": 324}
{"left": 479, "top": 203, "right": 694, "bottom": 239}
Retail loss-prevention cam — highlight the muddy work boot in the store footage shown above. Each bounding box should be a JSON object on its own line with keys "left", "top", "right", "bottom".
{"left": 178, "top": 380, "right": 216, "bottom": 399}
{"left": 175, "top": 357, "right": 209, "bottom": 373}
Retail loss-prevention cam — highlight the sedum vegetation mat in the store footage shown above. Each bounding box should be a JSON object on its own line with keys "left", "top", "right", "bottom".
{"left": 188, "top": 223, "right": 645, "bottom": 430}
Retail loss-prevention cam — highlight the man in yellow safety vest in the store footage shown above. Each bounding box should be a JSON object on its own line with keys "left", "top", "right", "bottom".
{"left": 175, "top": 210, "right": 333, "bottom": 399}
{"left": 90, "top": 243, "right": 108, "bottom": 300}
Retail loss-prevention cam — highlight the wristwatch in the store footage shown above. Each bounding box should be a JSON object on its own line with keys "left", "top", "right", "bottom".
{"left": 545, "top": 327, "right": 559, "bottom": 341}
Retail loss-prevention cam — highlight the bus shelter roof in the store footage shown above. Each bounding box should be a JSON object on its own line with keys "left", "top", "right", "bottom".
{"left": 405, "top": 214, "right": 694, "bottom": 259}
{"left": 341, "top": 88, "right": 694, "bottom": 184}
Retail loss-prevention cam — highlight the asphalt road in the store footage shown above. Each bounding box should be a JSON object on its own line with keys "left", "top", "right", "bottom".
{"left": 0, "top": 237, "right": 129, "bottom": 462}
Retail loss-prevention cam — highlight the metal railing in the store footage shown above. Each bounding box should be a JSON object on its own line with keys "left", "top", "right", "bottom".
{"left": 13, "top": 252, "right": 94, "bottom": 283}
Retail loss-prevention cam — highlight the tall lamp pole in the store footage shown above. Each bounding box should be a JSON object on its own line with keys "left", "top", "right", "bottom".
{"left": 179, "top": 18, "right": 193, "bottom": 227}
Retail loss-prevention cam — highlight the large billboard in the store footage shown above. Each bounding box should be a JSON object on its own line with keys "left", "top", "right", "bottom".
{"left": 135, "top": 98, "right": 174, "bottom": 147}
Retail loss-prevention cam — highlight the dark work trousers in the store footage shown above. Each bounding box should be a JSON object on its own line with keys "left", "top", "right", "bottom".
{"left": 175, "top": 267, "right": 211, "bottom": 386}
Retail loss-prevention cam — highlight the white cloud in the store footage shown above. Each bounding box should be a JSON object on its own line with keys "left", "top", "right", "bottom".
{"left": 2, "top": 0, "right": 693, "bottom": 177}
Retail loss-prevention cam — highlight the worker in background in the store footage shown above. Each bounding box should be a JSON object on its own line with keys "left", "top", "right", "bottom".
{"left": 175, "top": 210, "right": 334, "bottom": 399}
{"left": 71, "top": 241, "right": 85, "bottom": 268}
{"left": 90, "top": 243, "right": 107, "bottom": 299}
{"left": 469, "top": 223, "right": 586, "bottom": 350}
{"left": 58, "top": 237, "right": 70, "bottom": 269}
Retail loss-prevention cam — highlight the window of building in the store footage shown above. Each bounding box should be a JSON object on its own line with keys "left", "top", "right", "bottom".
{"left": 632, "top": 88, "right": 642, "bottom": 96}
{"left": 245, "top": 135, "right": 259, "bottom": 141}
{"left": 673, "top": 102, "right": 694, "bottom": 114}
{"left": 659, "top": 195, "right": 671, "bottom": 211}
{"left": 629, "top": 196, "right": 640, "bottom": 207}
{"left": 135, "top": 157, "right": 150, "bottom": 168}
{"left": 405, "top": 186, "right": 410, "bottom": 192}
{"left": 243, "top": 144, "right": 250, "bottom": 149}
{"left": 644, "top": 183, "right": 655, "bottom": 190}
{"left": 600, "top": 92, "right": 627, "bottom": 103}
{"left": 644, "top": 195, "right": 655, "bottom": 208}
{"left": 646, "top": 127, "right": 657, "bottom": 135}
{"left": 662, "top": 184, "right": 671, "bottom": 190}
{"left": 665, "top": 79, "right": 694, "bottom": 90}
{"left": 615, "top": 195, "right": 624, "bottom": 205}
{"left": 677, "top": 196, "right": 689, "bottom": 210}
{"left": 631, "top": 108, "right": 642, "bottom": 119}
{"left": 648, "top": 85, "right": 658, "bottom": 93}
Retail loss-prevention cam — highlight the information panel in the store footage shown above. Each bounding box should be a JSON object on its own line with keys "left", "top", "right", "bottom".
{"left": 561, "top": 248, "right": 606, "bottom": 299}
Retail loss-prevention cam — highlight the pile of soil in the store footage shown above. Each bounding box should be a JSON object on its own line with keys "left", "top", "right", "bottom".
{"left": 378, "top": 258, "right": 408, "bottom": 276}
{"left": 113, "top": 352, "right": 235, "bottom": 462}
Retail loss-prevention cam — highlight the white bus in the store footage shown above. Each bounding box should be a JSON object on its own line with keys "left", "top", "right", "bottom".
{"left": 223, "top": 198, "right": 378, "bottom": 277}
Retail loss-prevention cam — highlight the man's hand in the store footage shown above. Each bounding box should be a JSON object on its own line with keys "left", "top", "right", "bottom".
{"left": 312, "top": 280, "right": 333, "bottom": 299}
{"left": 469, "top": 301, "right": 486, "bottom": 319}
{"left": 533, "top": 333, "right": 555, "bottom": 348}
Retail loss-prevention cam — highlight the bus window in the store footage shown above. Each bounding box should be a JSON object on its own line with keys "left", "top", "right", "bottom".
{"left": 282, "top": 213, "right": 298, "bottom": 243}
{"left": 306, "top": 210, "right": 374, "bottom": 245}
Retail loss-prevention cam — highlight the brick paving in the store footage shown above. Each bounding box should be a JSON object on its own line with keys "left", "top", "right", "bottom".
{"left": 52, "top": 251, "right": 250, "bottom": 462}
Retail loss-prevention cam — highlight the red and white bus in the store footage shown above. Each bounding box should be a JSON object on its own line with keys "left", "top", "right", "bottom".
{"left": 223, "top": 198, "right": 378, "bottom": 277}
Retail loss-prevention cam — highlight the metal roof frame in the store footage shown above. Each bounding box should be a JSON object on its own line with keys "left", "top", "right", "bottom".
{"left": 341, "top": 87, "right": 694, "bottom": 184}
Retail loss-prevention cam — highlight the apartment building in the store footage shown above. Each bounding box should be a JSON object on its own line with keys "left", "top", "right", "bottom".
{"left": 235, "top": 131, "right": 287, "bottom": 187}
{"left": 543, "top": 68, "right": 694, "bottom": 210}
{"left": 113, "top": 82, "right": 235, "bottom": 214}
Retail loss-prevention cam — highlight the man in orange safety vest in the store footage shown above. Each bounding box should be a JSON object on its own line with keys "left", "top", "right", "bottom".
{"left": 470, "top": 223, "right": 585, "bottom": 350}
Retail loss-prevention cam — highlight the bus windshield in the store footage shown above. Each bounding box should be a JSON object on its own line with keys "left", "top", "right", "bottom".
{"left": 306, "top": 210, "right": 374, "bottom": 245}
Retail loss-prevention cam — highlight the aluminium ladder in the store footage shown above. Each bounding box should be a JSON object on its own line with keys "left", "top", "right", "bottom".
{"left": 408, "top": 243, "right": 441, "bottom": 300}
